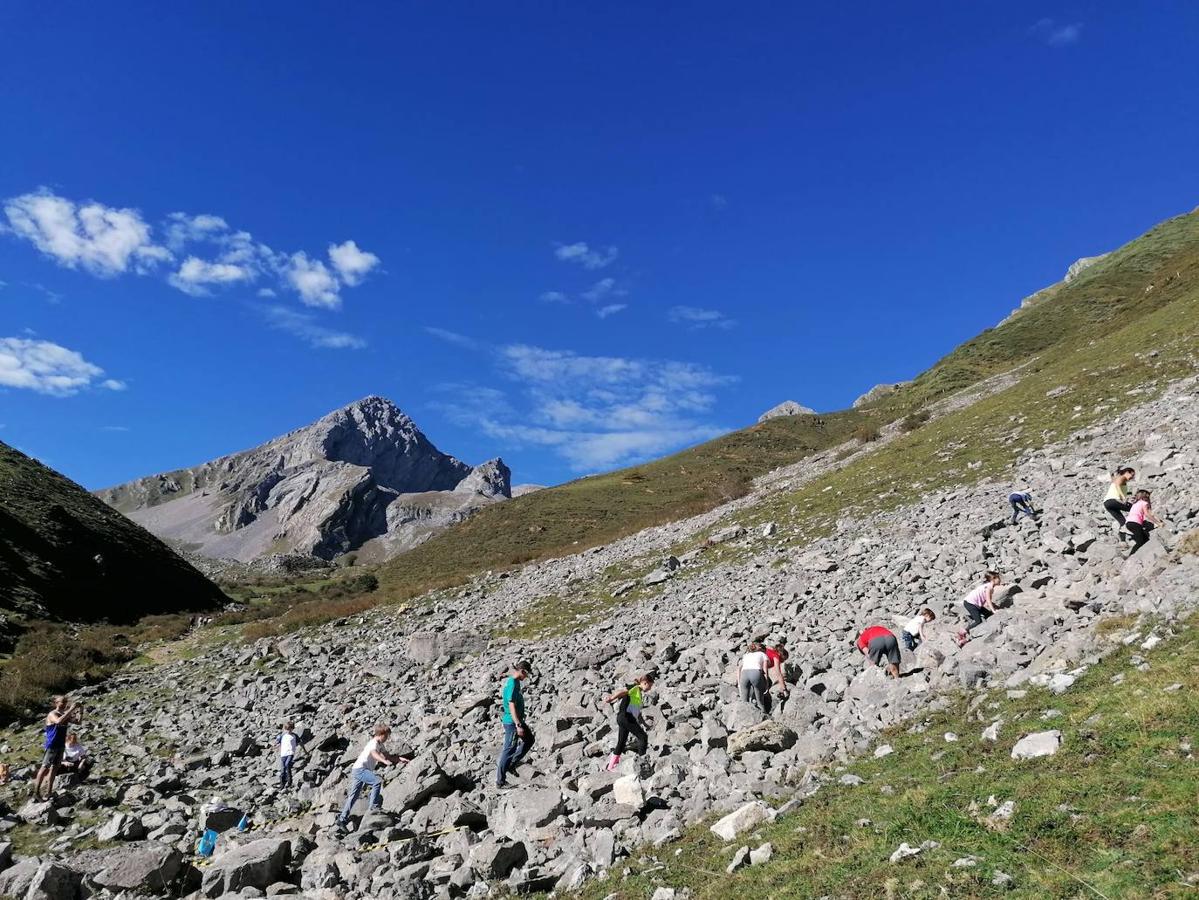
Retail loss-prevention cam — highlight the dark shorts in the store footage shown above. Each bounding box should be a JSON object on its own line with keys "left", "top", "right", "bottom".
{"left": 867, "top": 634, "right": 900, "bottom": 666}
{"left": 41, "top": 746, "right": 64, "bottom": 768}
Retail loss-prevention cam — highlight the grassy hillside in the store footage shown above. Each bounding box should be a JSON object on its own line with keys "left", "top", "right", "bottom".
{"left": 573, "top": 614, "right": 1199, "bottom": 899}
{"left": 370, "top": 208, "right": 1199, "bottom": 605}
{"left": 0, "top": 441, "right": 226, "bottom": 634}
{"left": 374, "top": 409, "right": 877, "bottom": 601}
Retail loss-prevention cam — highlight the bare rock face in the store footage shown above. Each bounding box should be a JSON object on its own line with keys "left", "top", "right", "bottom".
{"left": 96, "top": 397, "right": 511, "bottom": 562}
{"left": 853, "top": 382, "right": 909, "bottom": 408}
{"left": 758, "top": 400, "right": 817, "bottom": 422}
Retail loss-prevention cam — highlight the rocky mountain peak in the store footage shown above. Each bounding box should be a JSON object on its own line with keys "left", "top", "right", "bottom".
{"left": 758, "top": 400, "right": 817, "bottom": 423}
{"left": 97, "top": 398, "right": 510, "bottom": 562}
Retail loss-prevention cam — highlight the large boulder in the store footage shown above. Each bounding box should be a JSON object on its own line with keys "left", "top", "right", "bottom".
{"left": 26, "top": 861, "right": 81, "bottom": 900}
{"left": 710, "top": 801, "right": 773, "bottom": 841}
{"left": 380, "top": 755, "right": 455, "bottom": 812}
{"left": 1011, "top": 730, "right": 1062, "bottom": 760}
{"left": 758, "top": 401, "right": 817, "bottom": 422}
{"left": 199, "top": 837, "right": 292, "bottom": 898}
{"left": 70, "top": 842, "right": 183, "bottom": 894}
{"left": 494, "top": 787, "right": 566, "bottom": 841}
{"left": 727, "top": 720, "right": 797, "bottom": 756}
{"left": 468, "top": 837, "right": 528, "bottom": 878}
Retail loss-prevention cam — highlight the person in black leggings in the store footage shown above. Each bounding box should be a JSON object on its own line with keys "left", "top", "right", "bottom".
{"left": 1103, "top": 467, "right": 1136, "bottom": 538}
{"left": 1125, "top": 489, "right": 1165, "bottom": 555}
{"left": 603, "top": 673, "right": 655, "bottom": 771}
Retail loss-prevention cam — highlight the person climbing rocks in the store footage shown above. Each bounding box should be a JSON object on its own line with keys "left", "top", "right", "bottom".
{"left": 1008, "top": 491, "right": 1037, "bottom": 524}
{"left": 901, "top": 607, "right": 936, "bottom": 651}
{"left": 603, "top": 672, "right": 655, "bottom": 771}
{"left": 736, "top": 641, "right": 770, "bottom": 709}
{"left": 764, "top": 638, "right": 790, "bottom": 709}
{"left": 336, "top": 725, "right": 409, "bottom": 829}
{"left": 58, "top": 732, "right": 92, "bottom": 782}
{"left": 1103, "top": 467, "right": 1136, "bottom": 541}
{"left": 1125, "top": 489, "right": 1165, "bottom": 555}
{"left": 856, "top": 625, "right": 901, "bottom": 679}
{"left": 957, "top": 571, "right": 1003, "bottom": 646}
{"left": 276, "top": 721, "right": 307, "bottom": 789}
{"left": 32, "top": 695, "right": 81, "bottom": 801}
{"left": 496, "top": 660, "right": 534, "bottom": 788}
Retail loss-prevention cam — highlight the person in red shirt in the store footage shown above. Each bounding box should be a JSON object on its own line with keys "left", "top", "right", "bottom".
{"left": 856, "top": 625, "right": 901, "bottom": 679}
{"left": 764, "top": 639, "right": 789, "bottom": 709}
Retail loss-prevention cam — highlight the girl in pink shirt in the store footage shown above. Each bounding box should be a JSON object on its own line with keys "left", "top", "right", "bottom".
{"left": 1125, "top": 490, "right": 1164, "bottom": 555}
{"left": 957, "top": 571, "right": 1002, "bottom": 646}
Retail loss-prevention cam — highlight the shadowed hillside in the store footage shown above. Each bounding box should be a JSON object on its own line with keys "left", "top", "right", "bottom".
{"left": 0, "top": 441, "right": 226, "bottom": 642}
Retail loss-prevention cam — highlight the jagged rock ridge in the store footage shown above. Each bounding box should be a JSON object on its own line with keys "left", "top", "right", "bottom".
{"left": 96, "top": 397, "right": 512, "bottom": 562}
{"left": 758, "top": 400, "right": 817, "bottom": 422}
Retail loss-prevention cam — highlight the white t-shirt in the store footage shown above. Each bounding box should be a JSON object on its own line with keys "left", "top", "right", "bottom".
{"left": 279, "top": 732, "right": 298, "bottom": 757}
{"left": 354, "top": 737, "right": 384, "bottom": 771}
{"left": 902, "top": 616, "right": 925, "bottom": 638}
{"left": 64, "top": 743, "right": 87, "bottom": 762}
{"left": 741, "top": 651, "right": 768, "bottom": 673}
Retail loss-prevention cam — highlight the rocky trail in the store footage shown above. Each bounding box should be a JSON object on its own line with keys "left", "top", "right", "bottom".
{"left": 1, "top": 377, "right": 1197, "bottom": 899}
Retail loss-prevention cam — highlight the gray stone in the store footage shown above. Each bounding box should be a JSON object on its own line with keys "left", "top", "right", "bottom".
{"left": 1011, "top": 730, "right": 1062, "bottom": 760}
{"left": 710, "top": 801, "right": 772, "bottom": 841}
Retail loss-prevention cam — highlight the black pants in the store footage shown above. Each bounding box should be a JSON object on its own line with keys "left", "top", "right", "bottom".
{"left": 1126, "top": 521, "right": 1154, "bottom": 554}
{"left": 964, "top": 602, "right": 993, "bottom": 631}
{"left": 1104, "top": 499, "right": 1131, "bottom": 527}
{"left": 614, "top": 712, "right": 647, "bottom": 755}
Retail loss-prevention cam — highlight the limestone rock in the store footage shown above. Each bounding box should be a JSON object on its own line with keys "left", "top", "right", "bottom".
{"left": 758, "top": 401, "right": 817, "bottom": 422}
{"left": 1011, "top": 730, "right": 1062, "bottom": 760}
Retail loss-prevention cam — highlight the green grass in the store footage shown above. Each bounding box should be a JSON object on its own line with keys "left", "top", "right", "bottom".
{"left": 370, "top": 207, "right": 1199, "bottom": 618}
{"left": 373, "top": 410, "right": 876, "bottom": 602}
{"left": 574, "top": 616, "right": 1199, "bottom": 899}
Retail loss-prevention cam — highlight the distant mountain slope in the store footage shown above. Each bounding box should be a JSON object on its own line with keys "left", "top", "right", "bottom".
{"left": 371, "top": 205, "right": 1199, "bottom": 602}
{"left": 97, "top": 396, "right": 511, "bottom": 562}
{"left": 0, "top": 441, "right": 225, "bottom": 636}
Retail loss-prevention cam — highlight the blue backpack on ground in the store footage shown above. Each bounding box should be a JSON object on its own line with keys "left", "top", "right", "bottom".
{"left": 197, "top": 829, "right": 218, "bottom": 858}
{"left": 237, "top": 814, "right": 251, "bottom": 832}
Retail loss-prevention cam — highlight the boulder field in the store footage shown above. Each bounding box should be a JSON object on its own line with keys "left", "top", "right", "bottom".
{"left": 2, "top": 376, "right": 1197, "bottom": 899}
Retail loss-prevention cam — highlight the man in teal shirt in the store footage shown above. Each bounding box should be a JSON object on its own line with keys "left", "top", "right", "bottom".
{"left": 496, "top": 659, "right": 533, "bottom": 787}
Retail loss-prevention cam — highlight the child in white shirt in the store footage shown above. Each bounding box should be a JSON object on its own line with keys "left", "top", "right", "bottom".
{"left": 901, "top": 608, "right": 936, "bottom": 651}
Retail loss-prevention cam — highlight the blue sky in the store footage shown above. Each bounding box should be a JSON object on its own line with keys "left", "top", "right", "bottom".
{"left": 2, "top": 3, "right": 1197, "bottom": 490}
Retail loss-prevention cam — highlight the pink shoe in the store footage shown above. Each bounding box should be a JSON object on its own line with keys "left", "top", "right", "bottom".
{"left": 605, "top": 754, "right": 621, "bottom": 772}
{"left": 956, "top": 630, "right": 969, "bottom": 647}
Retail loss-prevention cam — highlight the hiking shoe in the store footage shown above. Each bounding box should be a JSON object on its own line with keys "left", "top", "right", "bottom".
{"left": 605, "top": 754, "right": 621, "bottom": 772}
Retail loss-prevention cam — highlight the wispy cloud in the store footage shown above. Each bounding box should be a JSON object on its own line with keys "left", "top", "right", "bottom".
{"left": 539, "top": 290, "right": 569, "bottom": 303}
{"left": 668, "top": 305, "right": 736, "bottom": 329}
{"left": 1030, "top": 18, "right": 1082, "bottom": 46}
{"left": 424, "top": 326, "right": 478, "bottom": 349}
{"left": 554, "top": 241, "right": 618, "bottom": 270}
{"left": 596, "top": 303, "right": 627, "bottom": 319}
{"left": 101, "top": 424, "right": 130, "bottom": 432}
{"left": 0, "top": 336, "right": 126, "bottom": 396}
{"left": 582, "top": 277, "right": 626, "bottom": 303}
{"left": 438, "top": 342, "right": 736, "bottom": 471}
{"left": 260, "top": 306, "right": 367, "bottom": 349}
{"left": 709, "top": 193, "right": 728, "bottom": 211}
{"left": 3, "top": 189, "right": 381, "bottom": 311}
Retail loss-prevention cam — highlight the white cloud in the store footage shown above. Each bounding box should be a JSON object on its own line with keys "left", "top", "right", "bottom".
{"left": 168, "top": 256, "right": 255, "bottom": 296}
{"left": 4, "top": 189, "right": 170, "bottom": 277}
{"left": 100, "top": 378, "right": 127, "bottom": 391}
{"left": 554, "top": 241, "right": 619, "bottom": 270}
{"left": 436, "top": 343, "right": 736, "bottom": 470}
{"left": 101, "top": 424, "right": 130, "bottom": 432}
{"left": 710, "top": 193, "right": 728, "bottom": 210}
{"left": 424, "top": 327, "right": 478, "bottom": 349}
{"left": 328, "top": 240, "right": 380, "bottom": 286}
{"left": 668, "top": 305, "right": 736, "bottom": 329}
{"left": 4, "top": 189, "right": 382, "bottom": 313}
{"left": 1031, "top": 18, "right": 1082, "bottom": 46}
{"left": 539, "top": 290, "right": 569, "bottom": 303}
{"left": 0, "top": 337, "right": 122, "bottom": 396}
{"left": 261, "top": 305, "right": 366, "bottom": 349}
{"left": 164, "top": 212, "right": 229, "bottom": 249}
{"left": 582, "top": 277, "right": 627, "bottom": 302}
{"left": 283, "top": 252, "right": 341, "bottom": 309}
{"left": 596, "top": 303, "right": 627, "bottom": 318}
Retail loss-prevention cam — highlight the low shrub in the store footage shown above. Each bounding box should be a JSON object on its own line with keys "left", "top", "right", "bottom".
{"left": 853, "top": 424, "right": 882, "bottom": 443}
{"left": 899, "top": 410, "right": 931, "bottom": 432}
